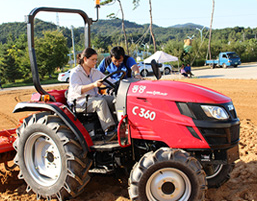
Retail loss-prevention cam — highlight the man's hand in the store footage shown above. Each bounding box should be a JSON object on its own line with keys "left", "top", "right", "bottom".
{"left": 131, "top": 64, "right": 143, "bottom": 79}
{"left": 134, "top": 74, "right": 143, "bottom": 79}
{"left": 131, "top": 64, "right": 140, "bottom": 73}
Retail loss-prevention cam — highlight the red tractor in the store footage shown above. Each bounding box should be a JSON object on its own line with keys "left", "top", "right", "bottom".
{"left": 0, "top": 6, "right": 240, "bottom": 201}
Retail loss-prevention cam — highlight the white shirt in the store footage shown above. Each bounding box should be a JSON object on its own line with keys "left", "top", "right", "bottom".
{"left": 67, "top": 65, "right": 110, "bottom": 107}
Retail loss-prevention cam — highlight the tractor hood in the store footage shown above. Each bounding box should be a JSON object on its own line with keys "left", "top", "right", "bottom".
{"left": 128, "top": 80, "right": 231, "bottom": 104}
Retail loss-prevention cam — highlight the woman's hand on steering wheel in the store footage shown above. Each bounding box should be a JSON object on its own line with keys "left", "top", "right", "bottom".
{"left": 98, "top": 70, "right": 126, "bottom": 91}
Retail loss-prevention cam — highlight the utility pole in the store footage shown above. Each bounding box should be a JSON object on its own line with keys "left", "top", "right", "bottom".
{"left": 56, "top": 13, "right": 60, "bottom": 31}
{"left": 71, "top": 26, "right": 76, "bottom": 67}
{"left": 149, "top": 0, "right": 156, "bottom": 52}
{"left": 208, "top": 0, "right": 215, "bottom": 60}
{"left": 117, "top": 0, "right": 129, "bottom": 55}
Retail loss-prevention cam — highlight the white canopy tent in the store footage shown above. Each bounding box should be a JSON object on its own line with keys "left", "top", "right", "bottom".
{"left": 144, "top": 51, "right": 179, "bottom": 74}
{"left": 144, "top": 51, "right": 178, "bottom": 63}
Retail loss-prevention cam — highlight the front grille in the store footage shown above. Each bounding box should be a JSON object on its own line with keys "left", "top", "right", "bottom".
{"left": 230, "top": 125, "right": 240, "bottom": 142}
{"left": 199, "top": 124, "right": 240, "bottom": 148}
{"left": 200, "top": 128, "right": 227, "bottom": 145}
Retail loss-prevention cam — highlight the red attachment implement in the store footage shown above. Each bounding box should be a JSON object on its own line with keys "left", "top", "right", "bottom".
{"left": 0, "top": 129, "right": 16, "bottom": 154}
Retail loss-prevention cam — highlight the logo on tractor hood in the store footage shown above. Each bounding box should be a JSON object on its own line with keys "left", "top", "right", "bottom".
{"left": 228, "top": 104, "right": 234, "bottom": 111}
{"left": 132, "top": 85, "right": 168, "bottom": 96}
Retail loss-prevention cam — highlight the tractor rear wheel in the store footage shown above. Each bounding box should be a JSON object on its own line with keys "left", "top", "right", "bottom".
{"left": 13, "top": 112, "right": 92, "bottom": 201}
{"left": 129, "top": 148, "right": 207, "bottom": 201}
{"left": 203, "top": 163, "right": 234, "bottom": 188}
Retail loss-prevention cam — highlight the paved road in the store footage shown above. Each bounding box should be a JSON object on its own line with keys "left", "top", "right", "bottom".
{"left": 163, "top": 62, "right": 257, "bottom": 80}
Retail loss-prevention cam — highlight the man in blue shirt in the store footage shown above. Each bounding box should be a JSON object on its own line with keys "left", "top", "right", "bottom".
{"left": 97, "top": 46, "right": 141, "bottom": 81}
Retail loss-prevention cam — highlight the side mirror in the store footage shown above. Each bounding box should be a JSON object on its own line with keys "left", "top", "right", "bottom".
{"left": 151, "top": 59, "right": 162, "bottom": 80}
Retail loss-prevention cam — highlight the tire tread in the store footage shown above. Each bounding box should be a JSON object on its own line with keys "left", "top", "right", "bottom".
{"left": 14, "top": 112, "right": 92, "bottom": 201}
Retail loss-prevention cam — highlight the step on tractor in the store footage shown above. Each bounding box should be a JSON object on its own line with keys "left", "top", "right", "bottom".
{"left": 0, "top": 5, "right": 240, "bottom": 201}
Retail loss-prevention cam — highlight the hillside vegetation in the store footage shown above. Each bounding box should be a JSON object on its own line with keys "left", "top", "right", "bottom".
{"left": 1, "top": 18, "right": 256, "bottom": 52}
{"left": 0, "top": 18, "right": 257, "bottom": 83}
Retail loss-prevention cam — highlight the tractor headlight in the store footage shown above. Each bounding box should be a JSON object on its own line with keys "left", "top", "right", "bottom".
{"left": 201, "top": 105, "right": 229, "bottom": 120}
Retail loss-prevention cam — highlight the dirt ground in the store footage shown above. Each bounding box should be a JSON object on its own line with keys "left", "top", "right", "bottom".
{"left": 0, "top": 78, "right": 257, "bottom": 201}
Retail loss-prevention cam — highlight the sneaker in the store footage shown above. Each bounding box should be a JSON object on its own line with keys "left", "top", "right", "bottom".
{"left": 104, "top": 128, "right": 117, "bottom": 141}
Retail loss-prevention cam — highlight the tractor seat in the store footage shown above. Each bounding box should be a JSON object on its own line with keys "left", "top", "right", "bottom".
{"left": 64, "top": 90, "right": 96, "bottom": 118}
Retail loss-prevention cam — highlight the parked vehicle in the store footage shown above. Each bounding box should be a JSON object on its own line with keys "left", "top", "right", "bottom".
{"left": 206, "top": 52, "right": 241, "bottom": 68}
{"left": 0, "top": 7, "right": 240, "bottom": 201}
{"left": 57, "top": 70, "right": 70, "bottom": 82}
{"left": 138, "top": 61, "right": 172, "bottom": 77}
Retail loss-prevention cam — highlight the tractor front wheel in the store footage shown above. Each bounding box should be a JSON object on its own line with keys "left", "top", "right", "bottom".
{"left": 203, "top": 163, "right": 234, "bottom": 188}
{"left": 129, "top": 148, "right": 207, "bottom": 201}
{"left": 13, "top": 112, "right": 92, "bottom": 201}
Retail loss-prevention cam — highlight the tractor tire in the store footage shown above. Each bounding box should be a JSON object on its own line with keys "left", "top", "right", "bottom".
{"left": 140, "top": 69, "right": 148, "bottom": 77}
{"left": 13, "top": 112, "right": 92, "bottom": 201}
{"left": 203, "top": 163, "right": 234, "bottom": 188}
{"left": 164, "top": 67, "right": 171, "bottom": 75}
{"left": 128, "top": 148, "right": 207, "bottom": 201}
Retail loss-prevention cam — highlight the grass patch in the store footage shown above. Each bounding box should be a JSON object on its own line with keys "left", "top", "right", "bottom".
{"left": 2, "top": 73, "right": 61, "bottom": 88}
{"left": 1, "top": 65, "right": 73, "bottom": 89}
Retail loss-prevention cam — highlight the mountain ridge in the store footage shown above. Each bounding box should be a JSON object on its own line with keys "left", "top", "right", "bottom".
{"left": 170, "top": 22, "right": 206, "bottom": 29}
{"left": 0, "top": 18, "right": 254, "bottom": 50}
{"left": 0, "top": 18, "right": 206, "bottom": 46}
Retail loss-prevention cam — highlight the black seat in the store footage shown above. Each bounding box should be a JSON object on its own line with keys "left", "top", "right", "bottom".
{"left": 64, "top": 89, "right": 96, "bottom": 118}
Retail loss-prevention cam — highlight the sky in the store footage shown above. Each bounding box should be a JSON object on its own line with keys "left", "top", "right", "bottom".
{"left": 0, "top": 0, "right": 257, "bottom": 29}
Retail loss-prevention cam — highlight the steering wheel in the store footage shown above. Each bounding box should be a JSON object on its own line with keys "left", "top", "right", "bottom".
{"left": 99, "top": 70, "right": 126, "bottom": 92}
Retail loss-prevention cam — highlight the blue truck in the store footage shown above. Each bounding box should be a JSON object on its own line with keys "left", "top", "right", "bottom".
{"left": 206, "top": 52, "right": 241, "bottom": 69}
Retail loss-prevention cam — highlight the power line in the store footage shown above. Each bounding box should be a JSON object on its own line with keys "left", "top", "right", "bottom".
{"left": 134, "top": 25, "right": 150, "bottom": 45}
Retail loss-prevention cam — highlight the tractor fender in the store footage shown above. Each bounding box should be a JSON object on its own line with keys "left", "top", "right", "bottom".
{"left": 13, "top": 102, "right": 93, "bottom": 152}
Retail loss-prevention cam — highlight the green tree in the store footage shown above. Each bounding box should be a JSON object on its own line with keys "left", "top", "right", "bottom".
{"left": 0, "top": 43, "right": 4, "bottom": 82}
{"left": 1, "top": 34, "right": 22, "bottom": 83}
{"left": 163, "top": 40, "right": 183, "bottom": 59}
{"left": 14, "top": 34, "right": 31, "bottom": 78}
{"left": 91, "top": 33, "right": 110, "bottom": 51}
{"left": 100, "top": 0, "right": 130, "bottom": 54}
{"left": 240, "top": 39, "right": 257, "bottom": 62}
{"left": 35, "top": 30, "right": 69, "bottom": 78}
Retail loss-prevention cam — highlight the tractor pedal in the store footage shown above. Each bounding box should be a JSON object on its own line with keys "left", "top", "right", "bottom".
{"left": 89, "top": 167, "right": 114, "bottom": 174}
{"left": 90, "top": 141, "right": 121, "bottom": 151}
